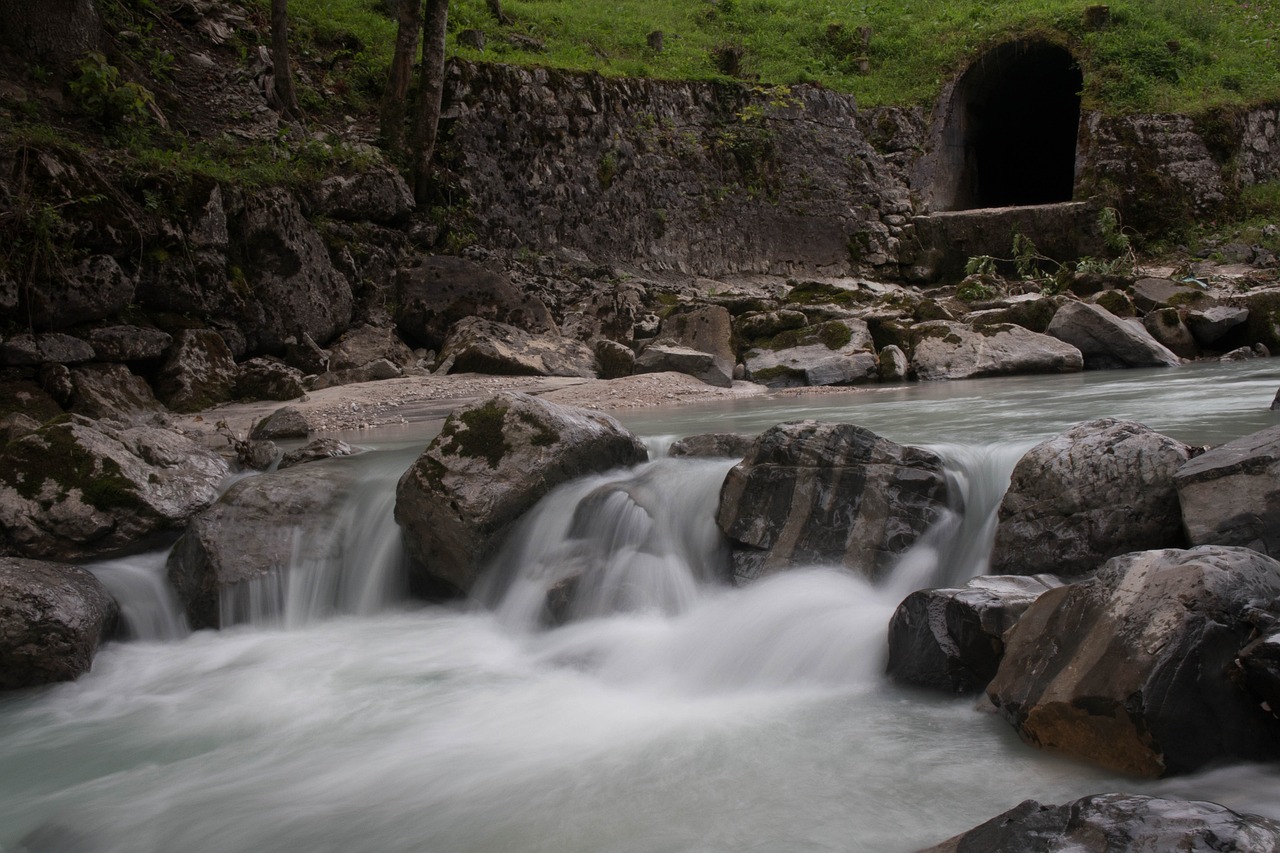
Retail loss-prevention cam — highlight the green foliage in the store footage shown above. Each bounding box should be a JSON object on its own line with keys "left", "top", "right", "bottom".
{"left": 956, "top": 276, "right": 999, "bottom": 302}
{"left": 68, "top": 53, "right": 155, "bottom": 129}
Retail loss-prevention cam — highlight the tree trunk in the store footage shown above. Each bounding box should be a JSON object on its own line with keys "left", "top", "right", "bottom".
{"left": 271, "top": 0, "right": 300, "bottom": 118}
{"left": 0, "top": 0, "right": 102, "bottom": 68}
{"left": 380, "top": 0, "right": 422, "bottom": 155}
{"left": 411, "top": 0, "right": 450, "bottom": 205}
{"left": 486, "top": 0, "right": 510, "bottom": 25}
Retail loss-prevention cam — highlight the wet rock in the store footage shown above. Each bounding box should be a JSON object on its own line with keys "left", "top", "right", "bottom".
{"left": 987, "top": 546, "right": 1280, "bottom": 777}
{"left": 167, "top": 463, "right": 354, "bottom": 628}
{"left": 395, "top": 393, "right": 648, "bottom": 595}
{"left": 910, "top": 321, "right": 1083, "bottom": 381}
{"left": 635, "top": 343, "right": 731, "bottom": 387}
{"left": 250, "top": 406, "right": 310, "bottom": 440}
{"left": 668, "top": 433, "right": 755, "bottom": 458}
{"left": 235, "top": 357, "right": 306, "bottom": 401}
{"left": 68, "top": 363, "right": 164, "bottom": 422}
{"left": 0, "top": 556, "right": 118, "bottom": 689}
{"left": 1175, "top": 424, "right": 1280, "bottom": 558}
{"left": 311, "top": 167, "right": 414, "bottom": 224}
{"left": 23, "top": 254, "right": 134, "bottom": 330}
{"left": 919, "top": 793, "right": 1280, "bottom": 852}
{"left": 0, "top": 333, "right": 95, "bottom": 367}
{"left": 1235, "top": 627, "right": 1280, "bottom": 721}
{"left": 236, "top": 439, "right": 278, "bottom": 471}
{"left": 395, "top": 255, "right": 555, "bottom": 352}
{"left": 593, "top": 339, "right": 635, "bottom": 380}
{"left": 1187, "top": 304, "right": 1248, "bottom": 345}
{"left": 1046, "top": 301, "right": 1182, "bottom": 369}
{"left": 1222, "top": 344, "right": 1268, "bottom": 361}
{"left": 1223, "top": 290, "right": 1280, "bottom": 353}
{"left": 436, "top": 317, "right": 597, "bottom": 378}
{"left": 83, "top": 325, "right": 173, "bottom": 362}
{"left": 991, "top": 419, "right": 1192, "bottom": 577}
{"left": 886, "top": 574, "right": 1063, "bottom": 694}
{"left": 716, "top": 421, "right": 950, "bottom": 583}
{"left": 278, "top": 438, "right": 356, "bottom": 470}
{"left": 327, "top": 324, "right": 416, "bottom": 372}
{"left": 155, "top": 329, "right": 237, "bottom": 412}
{"left": 1141, "top": 308, "right": 1199, "bottom": 359}
{"left": 878, "top": 344, "right": 908, "bottom": 382}
{"left": 1129, "top": 278, "right": 1212, "bottom": 313}
{"left": 743, "top": 319, "right": 878, "bottom": 388}
{"left": 0, "top": 417, "right": 229, "bottom": 561}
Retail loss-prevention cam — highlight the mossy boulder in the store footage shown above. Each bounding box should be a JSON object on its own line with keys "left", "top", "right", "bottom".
{"left": 394, "top": 393, "right": 648, "bottom": 595}
{"left": 743, "top": 319, "right": 877, "bottom": 388}
{"left": 910, "top": 321, "right": 1083, "bottom": 381}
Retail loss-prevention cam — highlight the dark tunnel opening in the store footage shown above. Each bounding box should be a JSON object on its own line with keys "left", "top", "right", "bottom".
{"left": 949, "top": 42, "right": 1083, "bottom": 210}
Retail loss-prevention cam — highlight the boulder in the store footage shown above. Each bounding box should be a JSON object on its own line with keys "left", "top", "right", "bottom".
{"left": 68, "top": 363, "right": 164, "bottom": 422}
{"left": 1222, "top": 344, "right": 1269, "bottom": 361}
{"left": 1175, "top": 424, "right": 1280, "bottom": 558}
{"left": 593, "top": 339, "right": 635, "bottom": 380}
{"left": 743, "top": 319, "right": 879, "bottom": 388}
{"left": 0, "top": 417, "right": 229, "bottom": 561}
{"left": 436, "top": 317, "right": 597, "bottom": 378}
{"left": 910, "top": 321, "right": 1083, "bottom": 381}
{"left": 1141, "top": 308, "right": 1199, "bottom": 359}
{"left": 991, "top": 419, "right": 1192, "bottom": 577}
{"left": 919, "top": 794, "right": 1280, "bottom": 853}
{"left": 1222, "top": 290, "right": 1280, "bottom": 353}
{"left": 395, "top": 393, "right": 648, "bottom": 594}
{"left": 1187, "top": 305, "right": 1249, "bottom": 346}
{"left": 1046, "top": 301, "right": 1182, "bottom": 369}
{"left": 0, "top": 379, "right": 63, "bottom": 424}
{"left": 885, "top": 574, "right": 1063, "bottom": 694}
{"left": 326, "top": 324, "right": 416, "bottom": 372}
{"left": 0, "top": 556, "right": 118, "bottom": 689}
{"left": 878, "top": 344, "right": 908, "bottom": 382}
{"left": 733, "top": 309, "right": 808, "bottom": 343}
{"left": 277, "top": 438, "right": 356, "bottom": 470}
{"left": 395, "top": 255, "right": 555, "bottom": 351}
{"left": 23, "top": 254, "right": 134, "bottom": 330}
{"left": 308, "top": 358, "right": 404, "bottom": 389}
{"left": 234, "top": 357, "right": 306, "bottom": 401}
{"left": 0, "top": 333, "right": 95, "bottom": 367}
{"left": 562, "top": 279, "right": 647, "bottom": 347}
{"left": 83, "top": 325, "right": 173, "bottom": 362}
{"left": 310, "top": 167, "right": 414, "bottom": 224}
{"left": 669, "top": 433, "right": 756, "bottom": 459}
{"left": 1235, "top": 627, "right": 1280, "bottom": 721}
{"left": 987, "top": 546, "right": 1280, "bottom": 777}
{"left": 250, "top": 406, "right": 310, "bottom": 440}
{"left": 649, "top": 305, "right": 735, "bottom": 381}
{"left": 634, "top": 343, "right": 731, "bottom": 387}
{"left": 715, "top": 421, "right": 950, "bottom": 584}
{"left": 965, "top": 294, "right": 1060, "bottom": 333}
{"left": 1130, "top": 278, "right": 1213, "bottom": 313}
{"left": 167, "top": 463, "right": 353, "bottom": 628}
{"left": 155, "top": 329, "right": 237, "bottom": 412}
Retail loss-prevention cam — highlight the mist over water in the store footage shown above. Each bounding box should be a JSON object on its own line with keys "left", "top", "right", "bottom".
{"left": 1, "top": 360, "right": 1278, "bottom": 852}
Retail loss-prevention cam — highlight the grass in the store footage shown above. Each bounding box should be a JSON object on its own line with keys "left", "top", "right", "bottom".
{"left": 277, "top": 0, "right": 1280, "bottom": 113}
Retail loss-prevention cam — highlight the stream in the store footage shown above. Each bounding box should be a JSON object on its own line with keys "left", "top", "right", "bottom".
{"left": 2, "top": 360, "right": 1279, "bottom": 853}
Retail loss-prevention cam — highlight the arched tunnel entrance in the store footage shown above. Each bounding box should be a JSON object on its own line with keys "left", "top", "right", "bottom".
{"left": 929, "top": 40, "right": 1083, "bottom": 211}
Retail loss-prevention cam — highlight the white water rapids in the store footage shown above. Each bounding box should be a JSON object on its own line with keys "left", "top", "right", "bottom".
{"left": 2, "top": 361, "right": 1279, "bottom": 852}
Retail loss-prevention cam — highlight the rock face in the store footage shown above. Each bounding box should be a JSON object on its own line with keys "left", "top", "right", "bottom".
{"left": 1046, "top": 301, "right": 1182, "bottom": 368}
{"left": 1175, "top": 424, "right": 1280, "bottom": 558}
{"left": 68, "top": 363, "right": 164, "bottom": 422}
{"left": 327, "top": 324, "right": 417, "bottom": 372}
{"left": 715, "top": 421, "right": 950, "bottom": 583}
{"left": 0, "top": 556, "right": 118, "bottom": 690}
{"left": 669, "top": 433, "right": 756, "bottom": 459}
{"left": 83, "top": 325, "right": 172, "bottom": 362}
{"left": 990, "top": 419, "right": 1192, "bottom": 577}
{"left": 743, "top": 319, "right": 879, "bottom": 388}
{"left": 167, "top": 464, "right": 353, "bottom": 629}
{"left": 310, "top": 167, "right": 414, "bottom": 224}
{"left": 395, "top": 255, "right": 555, "bottom": 351}
{"left": 25, "top": 254, "right": 135, "bottom": 330}
{"left": 436, "top": 317, "right": 598, "bottom": 378}
{"left": 910, "top": 321, "right": 1083, "bottom": 381}
{"left": 885, "top": 574, "right": 1063, "bottom": 694}
{"left": 919, "top": 793, "right": 1280, "bottom": 853}
{"left": 395, "top": 393, "right": 648, "bottom": 595}
{"left": 155, "top": 329, "right": 238, "bottom": 412}
{"left": 987, "top": 546, "right": 1280, "bottom": 777}
{"left": 0, "top": 417, "right": 229, "bottom": 561}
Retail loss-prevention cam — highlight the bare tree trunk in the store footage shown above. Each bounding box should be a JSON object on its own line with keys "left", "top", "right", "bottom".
{"left": 486, "top": 0, "right": 510, "bottom": 25}
{"left": 0, "top": 0, "right": 102, "bottom": 68}
{"left": 380, "top": 0, "right": 422, "bottom": 155}
{"left": 271, "top": 0, "right": 300, "bottom": 119}
{"left": 411, "top": 0, "right": 449, "bottom": 205}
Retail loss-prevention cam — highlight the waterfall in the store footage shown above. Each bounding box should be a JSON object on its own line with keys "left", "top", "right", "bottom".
{"left": 88, "top": 551, "right": 189, "bottom": 641}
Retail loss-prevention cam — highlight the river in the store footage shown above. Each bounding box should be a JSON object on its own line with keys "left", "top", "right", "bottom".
{"left": 1, "top": 360, "right": 1278, "bottom": 852}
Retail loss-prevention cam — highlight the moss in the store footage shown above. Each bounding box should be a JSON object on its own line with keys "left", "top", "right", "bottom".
{"left": 442, "top": 401, "right": 512, "bottom": 469}
{"left": 784, "top": 281, "right": 859, "bottom": 307}
{"left": 0, "top": 423, "right": 142, "bottom": 512}
{"left": 1166, "top": 290, "right": 1212, "bottom": 308}
{"left": 1093, "top": 290, "right": 1135, "bottom": 317}
{"left": 517, "top": 410, "right": 560, "bottom": 447}
{"left": 818, "top": 321, "right": 853, "bottom": 350}
{"left": 750, "top": 364, "right": 805, "bottom": 383}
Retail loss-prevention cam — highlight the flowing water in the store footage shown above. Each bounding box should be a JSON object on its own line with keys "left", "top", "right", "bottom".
{"left": 2, "top": 361, "right": 1279, "bottom": 853}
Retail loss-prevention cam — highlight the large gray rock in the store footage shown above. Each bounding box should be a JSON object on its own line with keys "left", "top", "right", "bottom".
{"left": 920, "top": 793, "right": 1280, "bottom": 853}
{"left": 1130, "top": 278, "right": 1214, "bottom": 313}
{"left": 715, "top": 421, "right": 950, "bottom": 584}
{"left": 327, "top": 324, "right": 416, "bottom": 372}
{"left": 0, "top": 417, "right": 229, "bottom": 561}
{"left": 1142, "top": 308, "right": 1199, "bottom": 359}
{"left": 743, "top": 319, "right": 878, "bottom": 388}
{"left": 155, "top": 329, "right": 238, "bottom": 412}
{"left": 647, "top": 305, "right": 736, "bottom": 385}
{"left": 311, "top": 167, "right": 414, "bottom": 224}
{"left": 0, "top": 333, "right": 95, "bottom": 367}
{"left": 910, "top": 321, "right": 1083, "bottom": 381}
{"left": 83, "top": 325, "right": 172, "bottom": 362}
{"left": 991, "top": 419, "right": 1192, "bottom": 576}
{"left": 1175, "top": 424, "right": 1280, "bottom": 558}
{"left": 1187, "top": 304, "right": 1249, "bottom": 345}
{"left": 987, "top": 546, "right": 1280, "bottom": 777}
{"left": 24, "top": 254, "right": 134, "bottom": 330}
{"left": 234, "top": 357, "right": 306, "bottom": 401}
{"left": 68, "top": 363, "right": 164, "bottom": 422}
{"left": 634, "top": 344, "right": 731, "bottom": 387}
{"left": 0, "top": 556, "right": 118, "bottom": 690}
{"left": 167, "top": 464, "right": 353, "bottom": 629}
{"left": 395, "top": 255, "right": 555, "bottom": 351}
{"left": 1236, "top": 627, "right": 1280, "bottom": 722}
{"left": 1046, "top": 301, "right": 1182, "bottom": 368}
{"left": 885, "top": 574, "right": 1063, "bottom": 694}
{"left": 436, "top": 317, "right": 598, "bottom": 378}
{"left": 669, "top": 433, "right": 756, "bottom": 459}
{"left": 395, "top": 393, "right": 648, "bottom": 594}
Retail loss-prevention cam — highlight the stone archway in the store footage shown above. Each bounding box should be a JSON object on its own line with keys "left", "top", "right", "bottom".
{"left": 918, "top": 40, "right": 1083, "bottom": 212}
